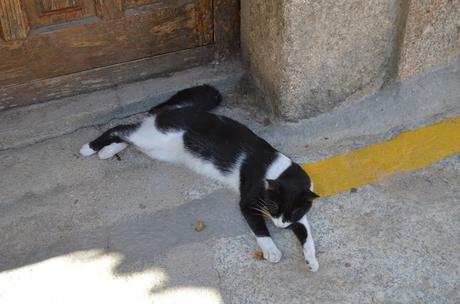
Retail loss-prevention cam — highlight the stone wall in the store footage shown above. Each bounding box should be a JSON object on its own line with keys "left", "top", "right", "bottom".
{"left": 240, "top": 0, "right": 286, "bottom": 115}
{"left": 241, "top": 0, "right": 460, "bottom": 121}
{"left": 398, "top": 0, "right": 460, "bottom": 79}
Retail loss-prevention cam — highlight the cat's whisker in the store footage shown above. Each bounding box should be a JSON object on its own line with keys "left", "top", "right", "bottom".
{"left": 255, "top": 200, "right": 269, "bottom": 212}
{"left": 259, "top": 198, "right": 277, "bottom": 209}
{"left": 256, "top": 198, "right": 278, "bottom": 216}
{"left": 253, "top": 202, "right": 267, "bottom": 212}
{"left": 252, "top": 207, "right": 270, "bottom": 217}
{"left": 252, "top": 201, "right": 270, "bottom": 217}
{"left": 253, "top": 208, "right": 268, "bottom": 215}
{"left": 256, "top": 198, "right": 270, "bottom": 207}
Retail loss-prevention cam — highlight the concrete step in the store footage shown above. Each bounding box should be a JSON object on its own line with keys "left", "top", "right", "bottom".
{"left": 0, "top": 60, "right": 246, "bottom": 151}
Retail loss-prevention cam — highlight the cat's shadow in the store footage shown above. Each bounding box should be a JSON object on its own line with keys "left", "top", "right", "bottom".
{"left": 3, "top": 189, "right": 250, "bottom": 299}
{"left": 106, "top": 188, "right": 248, "bottom": 274}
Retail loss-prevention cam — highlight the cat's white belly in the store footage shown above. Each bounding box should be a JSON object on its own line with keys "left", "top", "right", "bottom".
{"left": 128, "top": 116, "right": 243, "bottom": 192}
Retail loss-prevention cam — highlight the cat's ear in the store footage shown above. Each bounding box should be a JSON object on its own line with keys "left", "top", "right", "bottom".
{"left": 306, "top": 189, "right": 319, "bottom": 200}
{"left": 265, "top": 179, "right": 280, "bottom": 191}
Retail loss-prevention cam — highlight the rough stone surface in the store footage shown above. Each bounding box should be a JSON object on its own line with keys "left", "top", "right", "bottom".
{"left": 241, "top": 0, "right": 400, "bottom": 120}
{"left": 1, "top": 102, "right": 459, "bottom": 303}
{"left": 398, "top": 0, "right": 460, "bottom": 79}
{"left": 240, "top": 0, "right": 285, "bottom": 115}
{"left": 0, "top": 60, "right": 459, "bottom": 304}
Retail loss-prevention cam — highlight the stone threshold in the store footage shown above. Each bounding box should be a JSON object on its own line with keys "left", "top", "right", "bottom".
{"left": 0, "top": 60, "right": 245, "bottom": 151}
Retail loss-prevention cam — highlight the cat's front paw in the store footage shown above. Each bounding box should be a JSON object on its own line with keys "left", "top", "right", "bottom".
{"left": 256, "top": 237, "right": 282, "bottom": 263}
{"left": 303, "top": 237, "right": 319, "bottom": 272}
{"left": 304, "top": 249, "right": 319, "bottom": 272}
{"left": 305, "top": 256, "right": 319, "bottom": 272}
{"left": 262, "top": 246, "right": 282, "bottom": 263}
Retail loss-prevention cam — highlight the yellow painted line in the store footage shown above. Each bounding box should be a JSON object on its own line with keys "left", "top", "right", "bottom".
{"left": 302, "top": 116, "right": 460, "bottom": 197}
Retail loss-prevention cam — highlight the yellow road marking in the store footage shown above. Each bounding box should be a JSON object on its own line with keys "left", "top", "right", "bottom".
{"left": 302, "top": 116, "right": 460, "bottom": 197}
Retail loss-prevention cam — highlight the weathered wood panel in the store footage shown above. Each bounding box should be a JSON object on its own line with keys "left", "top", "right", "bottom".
{"left": 95, "top": 0, "right": 123, "bottom": 19}
{"left": 0, "top": 0, "right": 240, "bottom": 110}
{"left": 24, "top": 0, "right": 96, "bottom": 28}
{"left": 0, "top": 2, "right": 212, "bottom": 86}
{"left": 213, "top": 0, "right": 240, "bottom": 56}
{"left": 0, "top": 46, "right": 213, "bottom": 109}
{"left": 0, "top": 0, "right": 30, "bottom": 40}
{"left": 194, "top": 0, "right": 213, "bottom": 45}
{"left": 124, "top": 0, "right": 162, "bottom": 9}
{"left": 41, "top": 0, "right": 79, "bottom": 11}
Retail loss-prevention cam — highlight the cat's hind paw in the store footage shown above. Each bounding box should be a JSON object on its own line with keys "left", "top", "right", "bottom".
{"left": 80, "top": 143, "right": 96, "bottom": 157}
{"left": 98, "top": 142, "right": 128, "bottom": 159}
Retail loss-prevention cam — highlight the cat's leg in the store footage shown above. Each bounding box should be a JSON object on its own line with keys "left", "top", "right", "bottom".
{"left": 240, "top": 202, "right": 282, "bottom": 263}
{"left": 291, "top": 215, "right": 319, "bottom": 272}
{"left": 80, "top": 124, "right": 138, "bottom": 159}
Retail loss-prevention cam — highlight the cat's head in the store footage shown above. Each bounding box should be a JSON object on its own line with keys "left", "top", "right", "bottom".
{"left": 263, "top": 165, "right": 319, "bottom": 228}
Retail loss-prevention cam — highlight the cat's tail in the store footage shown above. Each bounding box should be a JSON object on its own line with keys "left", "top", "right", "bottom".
{"left": 149, "top": 84, "right": 222, "bottom": 114}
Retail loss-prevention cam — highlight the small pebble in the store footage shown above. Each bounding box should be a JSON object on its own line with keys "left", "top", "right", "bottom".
{"left": 195, "top": 220, "right": 206, "bottom": 232}
{"left": 345, "top": 262, "right": 352, "bottom": 267}
{"left": 350, "top": 187, "right": 358, "bottom": 193}
{"left": 254, "top": 250, "right": 264, "bottom": 261}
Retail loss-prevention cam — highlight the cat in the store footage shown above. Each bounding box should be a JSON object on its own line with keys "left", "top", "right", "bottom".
{"left": 80, "top": 84, "right": 320, "bottom": 271}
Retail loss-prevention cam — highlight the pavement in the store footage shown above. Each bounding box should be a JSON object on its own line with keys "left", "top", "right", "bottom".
{"left": 0, "top": 60, "right": 459, "bottom": 303}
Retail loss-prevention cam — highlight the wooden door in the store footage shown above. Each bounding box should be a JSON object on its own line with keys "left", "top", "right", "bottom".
{"left": 0, "top": 0, "right": 239, "bottom": 109}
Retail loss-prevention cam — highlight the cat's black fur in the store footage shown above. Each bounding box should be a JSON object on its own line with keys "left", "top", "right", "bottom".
{"left": 82, "top": 84, "right": 319, "bottom": 269}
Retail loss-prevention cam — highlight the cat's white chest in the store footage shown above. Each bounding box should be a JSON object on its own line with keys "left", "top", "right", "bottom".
{"left": 128, "top": 116, "right": 243, "bottom": 192}
{"left": 128, "top": 117, "right": 184, "bottom": 163}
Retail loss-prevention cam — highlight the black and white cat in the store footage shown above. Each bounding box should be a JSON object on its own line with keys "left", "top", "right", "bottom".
{"left": 80, "top": 85, "right": 320, "bottom": 271}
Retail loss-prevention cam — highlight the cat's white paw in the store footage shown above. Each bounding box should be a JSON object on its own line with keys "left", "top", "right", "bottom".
{"left": 304, "top": 248, "right": 319, "bottom": 271}
{"left": 80, "top": 143, "right": 96, "bottom": 156}
{"left": 98, "top": 142, "right": 128, "bottom": 160}
{"left": 298, "top": 215, "right": 319, "bottom": 272}
{"left": 262, "top": 246, "right": 282, "bottom": 263}
{"left": 256, "top": 236, "right": 282, "bottom": 263}
{"left": 98, "top": 147, "right": 115, "bottom": 159}
{"left": 306, "top": 256, "right": 319, "bottom": 272}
